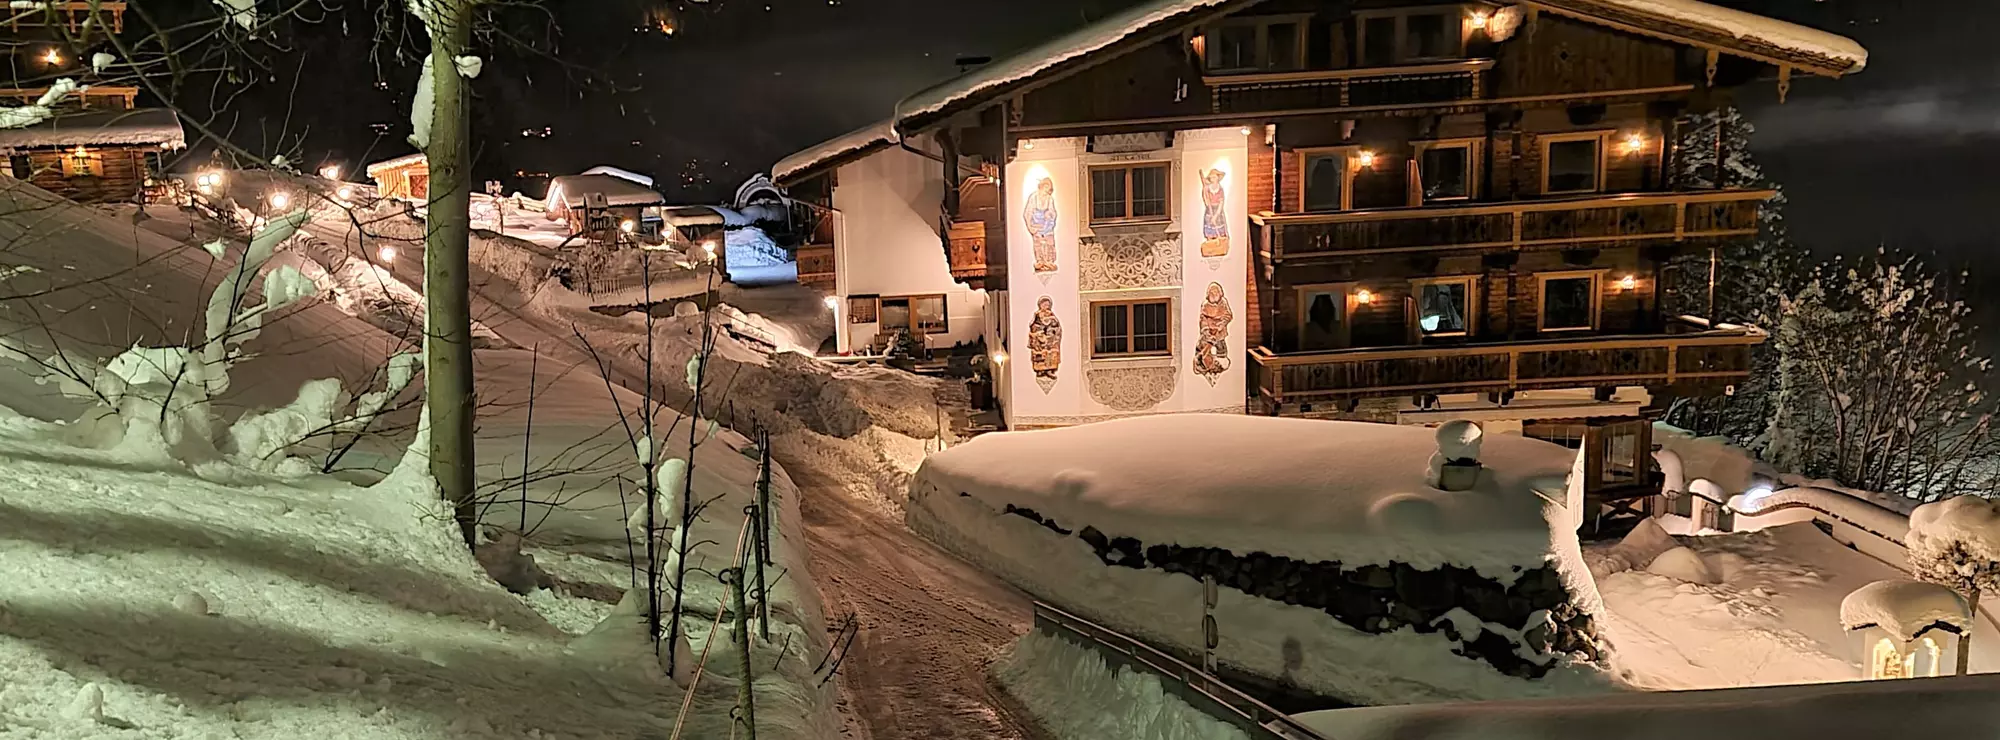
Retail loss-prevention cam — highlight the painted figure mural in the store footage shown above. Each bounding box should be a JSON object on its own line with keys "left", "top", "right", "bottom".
{"left": 1025, "top": 177, "right": 1059, "bottom": 273}
{"left": 1193, "top": 282, "right": 1232, "bottom": 383}
{"left": 1029, "top": 296, "right": 1063, "bottom": 389}
{"left": 1199, "top": 167, "right": 1229, "bottom": 258}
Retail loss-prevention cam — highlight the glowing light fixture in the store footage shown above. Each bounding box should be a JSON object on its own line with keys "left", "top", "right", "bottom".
{"left": 1355, "top": 150, "right": 1377, "bottom": 168}
{"left": 702, "top": 240, "right": 718, "bottom": 258}
{"left": 1622, "top": 133, "right": 1647, "bottom": 154}
{"left": 1239, "top": 126, "right": 1252, "bottom": 136}
{"left": 267, "top": 191, "right": 291, "bottom": 209}
{"left": 619, "top": 219, "right": 637, "bottom": 233}
{"left": 336, "top": 185, "right": 355, "bottom": 201}
{"left": 1739, "top": 485, "right": 1775, "bottom": 512}
{"left": 822, "top": 295, "right": 839, "bottom": 311}
{"left": 1021, "top": 140, "right": 1035, "bottom": 150}
{"left": 41, "top": 49, "right": 61, "bottom": 66}
{"left": 992, "top": 349, "right": 1009, "bottom": 364}
{"left": 318, "top": 164, "right": 342, "bottom": 180}
{"left": 1618, "top": 274, "right": 1637, "bottom": 290}
{"left": 1469, "top": 11, "right": 1490, "bottom": 29}
{"left": 1354, "top": 288, "right": 1374, "bottom": 305}
{"left": 377, "top": 245, "right": 398, "bottom": 263}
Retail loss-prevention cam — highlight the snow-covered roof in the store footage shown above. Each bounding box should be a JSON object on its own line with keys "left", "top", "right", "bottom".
{"left": 579, "top": 165, "right": 654, "bottom": 188}
{"left": 894, "top": 0, "right": 1234, "bottom": 123}
{"left": 546, "top": 174, "right": 665, "bottom": 209}
{"left": 0, "top": 108, "right": 184, "bottom": 153}
{"left": 915, "top": 414, "right": 1578, "bottom": 574}
{"left": 1531, "top": 0, "right": 1867, "bottom": 74}
{"left": 364, "top": 152, "right": 426, "bottom": 176}
{"left": 1839, "top": 579, "right": 1971, "bottom": 641}
{"left": 769, "top": 119, "right": 899, "bottom": 184}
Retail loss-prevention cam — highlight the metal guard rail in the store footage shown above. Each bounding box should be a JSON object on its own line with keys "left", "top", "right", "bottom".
{"left": 1032, "top": 601, "right": 1330, "bottom": 740}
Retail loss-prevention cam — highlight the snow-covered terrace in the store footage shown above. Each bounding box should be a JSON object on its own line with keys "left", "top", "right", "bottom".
{"left": 0, "top": 108, "right": 186, "bottom": 153}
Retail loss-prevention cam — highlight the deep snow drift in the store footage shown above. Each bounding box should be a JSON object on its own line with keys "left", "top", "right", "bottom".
{"left": 911, "top": 415, "right": 1615, "bottom": 706}
{"left": 995, "top": 630, "right": 1247, "bottom": 740}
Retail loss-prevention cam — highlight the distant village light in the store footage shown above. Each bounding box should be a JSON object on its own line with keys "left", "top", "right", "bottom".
{"left": 268, "top": 191, "right": 291, "bottom": 209}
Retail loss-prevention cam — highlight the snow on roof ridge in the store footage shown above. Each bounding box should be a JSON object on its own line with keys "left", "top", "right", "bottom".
{"left": 1541, "top": 0, "right": 1867, "bottom": 72}
{"left": 365, "top": 152, "right": 426, "bottom": 175}
{"left": 769, "top": 119, "right": 900, "bottom": 183}
{"left": 892, "top": 0, "right": 1234, "bottom": 121}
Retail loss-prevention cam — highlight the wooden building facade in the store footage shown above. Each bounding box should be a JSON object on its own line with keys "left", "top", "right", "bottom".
{"left": 773, "top": 0, "right": 1861, "bottom": 440}
{"left": 0, "top": 2, "right": 184, "bottom": 203}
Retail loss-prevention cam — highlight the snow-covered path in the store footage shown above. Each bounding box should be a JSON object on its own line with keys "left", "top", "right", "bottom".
{"left": 775, "top": 441, "right": 1041, "bottom": 740}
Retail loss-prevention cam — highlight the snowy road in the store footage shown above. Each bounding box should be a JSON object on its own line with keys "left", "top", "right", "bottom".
{"left": 775, "top": 444, "right": 1041, "bottom": 740}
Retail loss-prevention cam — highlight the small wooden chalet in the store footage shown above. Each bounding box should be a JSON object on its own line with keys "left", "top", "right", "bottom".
{"left": 366, "top": 153, "right": 430, "bottom": 202}
{"left": 0, "top": 2, "right": 184, "bottom": 203}
{"left": 544, "top": 173, "right": 668, "bottom": 246}
{"left": 772, "top": 0, "right": 1863, "bottom": 527}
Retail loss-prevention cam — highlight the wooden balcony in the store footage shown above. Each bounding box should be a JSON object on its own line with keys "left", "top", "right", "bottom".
{"left": 1253, "top": 189, "right": 1773, "bottom": 261}
{"left": 946, "top": 175, "right": 1006, "bottom": 289}
{"left": 796, "top": 243, "right": 834, "bottom": 290}
{"left": 1205, "top": 60, "right": 1494, "bottom": 115}
{"left": 947, "top": 220, "right": 996, "bottom": 289}
{"left": 1250, "top": 323, "right": 1763, "bottom": 410}
{"left": 5, "top": 1, "right": 124, "bottom": 33}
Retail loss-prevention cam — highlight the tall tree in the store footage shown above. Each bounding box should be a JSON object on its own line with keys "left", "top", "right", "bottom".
{"left": 408, "top": 0, "right": 482, "bottom": 546}
{"left": 1764, "top": 252, "right": 2000, "bottom": 499}
{"left": 1663, "top": 107, "right": 1812, "bottom": 444}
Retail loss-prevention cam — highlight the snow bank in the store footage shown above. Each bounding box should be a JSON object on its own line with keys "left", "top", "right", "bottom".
{"left": 1839, "top": 579, "right": 1970, "bottom": 641}
{"left": 1296, "top": 674, "right": 2000, "bottom": 740}
{"left": 917, "top": 415, "right": 1575, "bottom": 573}
{"left": 994, "top": 630, "right": 1249, "bottom": 740}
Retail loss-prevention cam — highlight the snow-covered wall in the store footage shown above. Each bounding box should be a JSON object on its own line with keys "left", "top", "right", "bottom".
{"left": 1002, "top": 128, "right": 1249, "bottom": 428}
{"left": 831, "top": 143, "right": 987, "bottom": 353}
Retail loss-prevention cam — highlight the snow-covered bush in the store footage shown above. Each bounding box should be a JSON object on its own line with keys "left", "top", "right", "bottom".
{"left": 1908, "top": 496, "right": 2000, "bottom": 600}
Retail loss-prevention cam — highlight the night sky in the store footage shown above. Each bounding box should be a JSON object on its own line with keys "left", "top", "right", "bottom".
{"left": 190, "top": 0, "right": 1991, "bottom": 263}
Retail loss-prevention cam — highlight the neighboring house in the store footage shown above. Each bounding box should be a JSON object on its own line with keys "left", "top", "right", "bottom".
{"left": 771, "top": 0, "right": 1863, "bottom": 443}
{"left": 544, "top": 172, "right": 668, "bottom": 244}
{"left": 366, "top": 153, "right": 429, "bottom": 202}
{"left": 0, "top": 2, "right": 184, "bottom": 204}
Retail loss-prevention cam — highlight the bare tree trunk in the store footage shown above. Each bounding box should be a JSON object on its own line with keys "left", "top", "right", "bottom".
{"left": 422, "top": 0, "right": 479, "bottom": 547}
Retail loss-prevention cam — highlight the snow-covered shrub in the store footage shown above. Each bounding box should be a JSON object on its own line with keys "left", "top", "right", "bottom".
{"left": 1908, "top": 496, "right": 2000, "bottom": 601}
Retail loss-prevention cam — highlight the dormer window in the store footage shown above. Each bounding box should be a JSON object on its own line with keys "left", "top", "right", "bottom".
{"left": 1203, "top": 16, "right": 1308, "bottom": 73}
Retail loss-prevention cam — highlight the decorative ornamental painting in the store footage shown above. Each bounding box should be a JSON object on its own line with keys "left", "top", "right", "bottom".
{"left": 1193, "top": 282, "right": 1233, "bottom": 384}
{"left": 1198, "top": 167, "right": 1230, "bottom": 258}
{"left": 1087, "top": 366, "right": 1177, "bottom": 411}
{"left": 1028, "top": 295, "right": 1063, "bottom": 392}
{"left": 1024, "top": 177, "right": 1059, "bottom": 273}
{"left": 1078, "top": 232, "right": 1181, "bottom": 292}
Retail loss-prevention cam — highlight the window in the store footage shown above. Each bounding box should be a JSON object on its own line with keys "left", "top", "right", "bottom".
{"left": 1300, "top": 149, "right": 1353, "bottom": 211}
{"left": 1203, "top": 17, "right": 1307, "bottom": 72}
{"left": 1089, "top": 163, "right": 1169, "bottom": 223}
{"left": 1411, "top": 276, "right": 1476, "bottom": 338}
{"left": 1416, "top": 140, "right": 1477, "bottom": 202}
{"left": 1356, "top": 9, "right": 1465, "bottom": 66}
{"left": 1296, "top": 284, "right": 1352, "bottom": 351}
{"left": 877, "top": 294, "right": 948, "bottom": 334}
{"left": 1093, "top": 299, "right": 1171, "bottom": 357}
{"left": 8, "top": 154, "right": 29, "bottom": 179}
{"left": 1538, "top": 272, "right": 1600, "bottom": 332}
{"left": 1542, "top": 133, "right": 1606, "bottom": 194}
{"left": 846, "top": 295, "right": 878, "bottom": 324}
{"left": 61, "top": 146, "right": 100, "bottom": 177}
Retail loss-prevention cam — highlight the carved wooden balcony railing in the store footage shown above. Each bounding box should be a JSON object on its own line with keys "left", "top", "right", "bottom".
{"left": 947, "top": 219, "right": 997, "bottom": 289}
{"left": 1250, "top": 323, "right": 1763, "bottom": 409}
{"left": 945, "top": 175, "right": 1006, "bottom": 289}
{"left": 1205, "top": 60, "right": 1495, "bottom": 115}
{"left": 1252, "top": 189, "right": 1772, "bottom": 260}
{"left": 5, "top": 1, "right": 124, "bottom": 33}
{"left": 795, "top": 243, "right": 835, "bottom": 290}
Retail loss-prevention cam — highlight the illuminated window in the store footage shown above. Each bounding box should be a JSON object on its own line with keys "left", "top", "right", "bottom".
{"left": 1411, "top": 276, "right": 1476, "bottom": 338}
{"left": 61, "top": 146, "right": 101, "bottom": 177}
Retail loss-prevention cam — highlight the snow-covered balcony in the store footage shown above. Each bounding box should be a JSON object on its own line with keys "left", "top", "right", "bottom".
{"left": 1204, "top": 59, "right": 1496, "bottom": 114}
{"left": 1250, "top": 317, "right": 1762, "bottom": 412}
{"left": 1251, "top": 188, "right": 1773, "bottom": 260}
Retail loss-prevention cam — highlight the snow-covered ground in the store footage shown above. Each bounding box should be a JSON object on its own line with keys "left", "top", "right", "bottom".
{"left": 0, "top": 181, "right": 844, "bottom": 738}
{"left": 995, "top": 630, "right": 1244, "bottom": 740}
